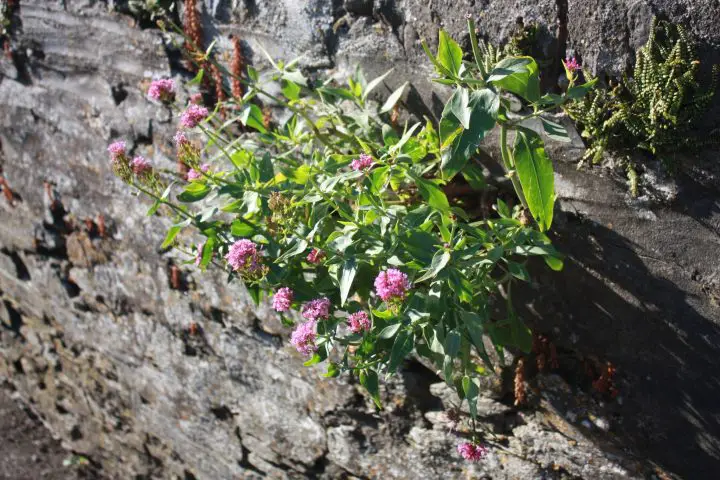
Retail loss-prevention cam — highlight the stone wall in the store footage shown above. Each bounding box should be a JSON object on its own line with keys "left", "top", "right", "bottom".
{"left": 1, "top": 1, "right": 719, "bottom": 478}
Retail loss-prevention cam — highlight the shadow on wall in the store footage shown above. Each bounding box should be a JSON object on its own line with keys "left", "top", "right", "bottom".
{"left": 521, "top": 204, "right": 720, "bottom": 478}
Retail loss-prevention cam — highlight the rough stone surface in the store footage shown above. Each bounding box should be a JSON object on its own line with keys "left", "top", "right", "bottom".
{"left": 1, "top": 0, "right": 720, "bottom": 479}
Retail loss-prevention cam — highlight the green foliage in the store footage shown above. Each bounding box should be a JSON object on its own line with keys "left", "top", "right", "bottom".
{"left": 566, "top": 18, "right": 719, "bottom": 165}
{"left": 127, "top": 0, "right": 175, "bottom": 21}
{"left": 117, "top": 18, "right": 594, "bottom": 438}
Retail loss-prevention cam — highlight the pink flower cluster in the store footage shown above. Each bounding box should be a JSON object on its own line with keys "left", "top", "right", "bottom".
{"left": 225, "top": 239, "right": 262, "bottom": 273}
{"left": 350, "top": 153, "right": 374, "bottom": 171}
{"left": 174, "top": 131, "right": 190, "bottom": 148}
{"left": 187, "top": 163, "right": 210, "bottom": 181}
{"left": 290, "top": 320, "right": 317, "bottom": 356}
{"left": 147, "top": 78, "right": 176, "bottom": 103}
{"left": 457, "top": 442, "right": 488, "bottom": 462}
{"left": 180, "top": 104, "right": 209, "bottom": 128}
{"left": 564, "top": 56, "right": 581, "bottom": 73}
{"left": 307, "top": 248, "right": 325, "bottom": 264}
{"left": 107, "top": 140, "right": 127, "bottom": 161}
{"left": 347, "top": 311, "right": 371, "bottom": 333}
{"left": 374, "top": 268, "right": 411, "bottom": 302}
{"left": 272, "top": 287, "right": 294, "bottom": 312}
{"left": 302, "top": 297, "right": 332, "bottom": 322}
{"left": 131, "top": 156, "right": 151, "bottom": 175}
{"left": 189, "top": 92, "right": 203, "bottom": 105}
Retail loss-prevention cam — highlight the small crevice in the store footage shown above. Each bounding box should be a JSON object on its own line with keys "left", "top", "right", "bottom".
{"left": 2, "top": 299, "right": 23, "bottom": 335}
{"left": 0, "top": 248, "right": 31, "bottom": 281}
{"left": 111, "top": 83, "right": 128, "bottom": 106}
{"left": 210, "top": 405, "right": 233, "bottom": 421}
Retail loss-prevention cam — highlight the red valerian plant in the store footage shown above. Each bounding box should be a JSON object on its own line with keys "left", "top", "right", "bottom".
{"left": 113, "top": 18, "right": 594, "bottom": 459}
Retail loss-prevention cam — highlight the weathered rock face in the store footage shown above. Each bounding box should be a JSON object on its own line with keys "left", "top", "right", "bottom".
{"left": 1, "top": 1, "right": 720, "bottom": 479}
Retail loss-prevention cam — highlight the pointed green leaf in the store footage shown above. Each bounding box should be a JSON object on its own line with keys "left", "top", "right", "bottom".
{"left": 410, "top": 174, "right": 450, "bottom": 212}
{"left": 380, "top": 82, "right": 408, "bottom": 113}
{"left": 540, "top": 118, "right": 570, "bottom": 143}
{"left": 416, "top": 251, "right": 451, "bottom": 283}
{"left": 339, "top": 258, "right": 357, "bottom": 306}
{"left": 363, "top": 68, "right": 393, "bottom": 101}
{"left": 437, "top": 30, "right": 463, "bottom": 76}
{"left": 442, "top": 87, "right": 471, "bottom": 129}
{"left": 442, "top": 89, "right": 499, "bottom": 179}
{"left": 488, "top": 56, "right": 540, "bottom": 103}
{"left": 388, "top": 330, "right": 414, "bottom": 373}
{"left": 359, "top": 369, "right": 382, "bottom": 408}
{"left": 513, "top": 129, "right": 555, "bottom": 231}
{"left": 378, "top": 323, "right": 402, "bottom": 340}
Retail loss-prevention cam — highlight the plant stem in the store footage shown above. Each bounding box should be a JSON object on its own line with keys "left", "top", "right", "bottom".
{"left": 499, "top": 125, "right": 530, "bottom": 212}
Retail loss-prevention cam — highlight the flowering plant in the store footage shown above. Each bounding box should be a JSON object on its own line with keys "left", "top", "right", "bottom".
{"left": 113, "top": 19, "right": 594, "bottom": 452}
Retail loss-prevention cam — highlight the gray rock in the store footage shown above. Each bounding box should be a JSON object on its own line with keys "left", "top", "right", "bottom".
{"left": 1, "top": 1, "right": 720, "bottom": 479}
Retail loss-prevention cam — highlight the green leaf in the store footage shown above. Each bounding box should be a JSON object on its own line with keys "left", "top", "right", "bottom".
{"left": 363, "top": 68, "right": 393, "bottom": 101}
{"left": 359, "top": 369, "right": 382, "bottom": 408}
{"left": 544, "top": 256, "right": 564, "bottom": 271}
{"left": 416, "top": 251, "right": 451, "bottom": 283}
{"left": 188, "top": 69, "right": 204, "bottom": 86}
{"left": 230, "top": 220, "right": 255, "bottom": 237}
{"left": 161, "top": 224, "right": 183, "bottom": 249}
{"left": 459, "top": 311, "right": 494, "bottom": 369}
{"left": 442, "top": 87, "right": 471, "bottom": 129}
{"left": 339, "top": 258, "right": 357, "bottom": 306}
{"left": 388, "top": 330, "right": 414, "bottom": 373}
{"left": 444, "top": 329, "right": 461, "bottom": 358}
{"left": 461, "top": 163, "right": 487, "bottom": 190}
{"left": 277, "top": 238, "right": 309, "bottom": 263}
{"left": 513, "top": 128, "right": 555, "bottom": 231}
{"left": 462, "top": 375, "right": 480, "bottom": 418}
{"left": 177, "top": 182, "right": 210, "bottom": 203}
{"left": 566, "top": 77, "right": 598, "bottom": 100}
{"left": 282, "top": 80, "right": 301, "bottom": 100}
{"left": 239, "top": 104, "right": 267, "bottom": 133}
{"left": 322, "top": 362, "right": 340, "bottom": 378}
{"left": 380, "top": 82, "right": 408, "bottom": 113}
{"left": 200, "top": 237, "right": 216, "bottom": 268}
{"left": 442, "top": 354, "right": 454, "bottom": 383}
{"left": 437, "top": 30, "right": 463, "bottom": 76}
{"left": 378, "top": 323, "right": 402, "bottom": 340}
{"left": 540, "top": 118, "right": 570, "bottom": 143}
{"left": 442, "top": 89, "right": 499, "bottom": 179}
{"left": 410, "top": 174, "right": 450, "bottom": 212}
{"left": 488, "top": 56, "right": 540, "bottom": 103}
{"left": 147, "top": 200, "right": 161, "bottom": 216}
{"left": 508, "top": 262, "right": 530, "bottom": 281}
{"left": 304, "top": 353, "right": 322, "bottom": 366}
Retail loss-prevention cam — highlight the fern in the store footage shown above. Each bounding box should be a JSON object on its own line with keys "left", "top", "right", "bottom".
{"left": 565, "top": 18, "right": 719, "bottom": 165}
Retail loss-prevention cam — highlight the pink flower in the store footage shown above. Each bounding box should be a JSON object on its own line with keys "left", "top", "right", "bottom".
{"left": 180, "top": 104, "right": 209, "bottom": 128}
{"left": 306, "top": 248, "right": 325, "bottom": 264}
{"left": 290, "top": 320, "right": 317, "bottom": 356}
{"left": 130, "top": 156, "right": 151, "bottom": 175}
{"left": 187, "top": 169, "right": 202, "bottom": 181}
{"left": 457, "top": 442, "right": 488, "bottom": 462}
{"left": 374, "top": 268, "right": 411, "bottom": 302}
{"left": 225, "top": 239, "right": 262, "bottom": 273}
{"left": 174, "top": 131, "right": 190, "bottom": 148}
{"left": 189, "top": 92, "right": 203, "bottom": 105}
{"left": 147, "top": 78, "right": 176, "bottom": 102}
{"left": 347, "top": 311, "right": 371, "bottom": 333}
{"left": 350, "top": 153, "right": 374, "bottom": 171}
{"left": 272, "top": 287, "right": 294, "bottom": 312}
{"left": 564, "top": 56, "right": 581, "bottom": 73}
{"left": 301, "top": 297, "right": 332, "bottom": 322}
{"left": 107, "top": 140, "right": 126, "bottom": 161}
